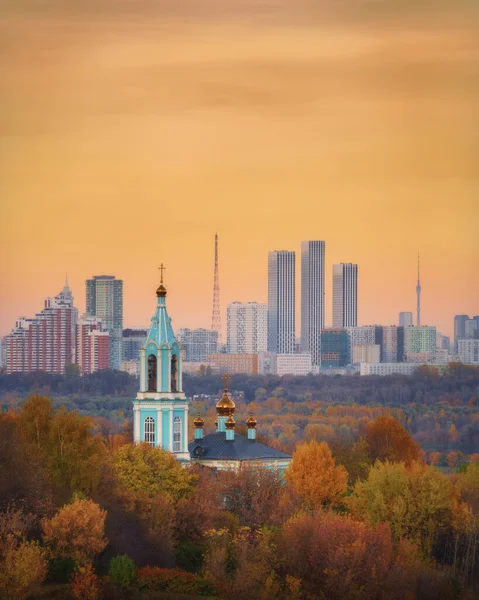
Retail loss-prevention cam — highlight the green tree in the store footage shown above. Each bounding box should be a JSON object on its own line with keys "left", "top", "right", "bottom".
{"left": 108, "top": 555, "right": 136, "bottom": 588}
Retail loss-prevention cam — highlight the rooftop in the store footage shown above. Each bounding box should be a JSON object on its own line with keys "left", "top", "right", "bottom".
{"left": 189, "top": 432, "right": 291, "bottom": 462}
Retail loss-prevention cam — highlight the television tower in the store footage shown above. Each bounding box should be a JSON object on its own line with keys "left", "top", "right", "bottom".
{"left": 211, "top": 233, "right": 222, "bottom": 344}
{"left": 416, "top": 252, "right": 421, "bottom": 327}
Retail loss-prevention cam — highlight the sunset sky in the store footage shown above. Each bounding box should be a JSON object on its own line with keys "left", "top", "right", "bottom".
{"left": 1, "top": 1, "right": 478, "bottom": 340}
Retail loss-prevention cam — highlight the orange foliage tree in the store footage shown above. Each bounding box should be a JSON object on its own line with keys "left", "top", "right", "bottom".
{"left": 42, "top": 498, "right": 107, "bottom": 566}
{"left": 285, "top": 440, "right": 348, "bottom": 509}
{"left": 429, "top": 451, "right": 441, "bottom": 466}
{"left": 365, "top": 415, "right": 421, "bottom": 465}
{"left": 278, "top": 511, "right": 450, "bottom": 600}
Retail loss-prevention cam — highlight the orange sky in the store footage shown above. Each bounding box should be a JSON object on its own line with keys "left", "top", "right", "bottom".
{"left": 1, "top": 1, "right": 478, "bottom": 339}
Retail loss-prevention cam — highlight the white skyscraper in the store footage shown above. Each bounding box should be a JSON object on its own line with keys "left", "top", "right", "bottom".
{"left": 399, "top": 312, "right": 413, "bottom": 328}
{"left": 268, "top": 251, "right": 295, "bottom": 354}
{"left": 227, "top": 302, "right": 267, "bottom": 354}
{"left": 301, "top": 240, "right": 325, "bottom": 366}
{"left": 332, "top": 263, "right": 358, "bottom": 328}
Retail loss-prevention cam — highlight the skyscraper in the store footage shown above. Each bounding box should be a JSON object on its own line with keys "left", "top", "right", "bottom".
{"left": 76, "top": 316, "right": 110, "bottom": 375}
{"left": 332, "top": 263, "right": 358, "bottom": 328}
{"left": 301, "top": 240, "right": 325, "bottom": 366}
{"left": 5, "top": 279, "right": 76, "bottom": 374}
{"left": 381, "top": 326, "right": 404, "bottom": 363}
{"left": 399, "top": 312, "right": 413, "bottom": 328}
{"left": 176, "top": 328, "right": 219, "bottom": 362}
{"left": 86, "top": 275, "right": 123, "bottom": 370}
{"left": 454, "top": 314, "right": 470, "bottom": 353}
{"left": 227, "top": 302, "right": 267, "bottom": 354}
{"left": 268, "top": 250, "right": 295, "bottom": 354}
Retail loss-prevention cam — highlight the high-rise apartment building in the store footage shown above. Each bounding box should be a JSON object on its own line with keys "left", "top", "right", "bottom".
{"left": 86, "top": 275, "right": 123, "bottom": 370}
{"left": 399, "top": 312, "right": 413, "bottom": 328}
{"left": 353, "top": 344, "right": 381, "bottom": 364}
{"left": 320, "top": 329, "right": 350, "bottom": 367}
{"left": 346, "top": 326, "right": 383, "bottom": 361}
{"left": 465, "top": 317, "right": 479, "bottom": 339}
{"left": 122, "top": 328, "right": 148, "bottom": 361}
{"left": 454, "top": 315, "right": 470, "bottom": 352}
{"left": 5, "top": 280, "right": 77, "bottom": 375}
{"left": 332, "top": 263, "right": 358, "bottom": 328}
{"left": 381, "top": 326, "right": 404, "bottom": 363}
{"left": 176, "top": 328, "right": 218, "bottom": 362}
{"left": 458, "top": 339, "right": 479, "bottom": 364}
{"left": 268, "top": 251, "right": 295, "bottom": 354}
{"left": 404, "top": 326, "right": 437, "bottom": 359}
{"left": 300, "top": 240, "right": 325, "bottom": 366}
{"left": 76, "top": 316, "right": 110, "bottom": 375}
{"left": 227, "top": 302, "right": 267, "bottom": 354}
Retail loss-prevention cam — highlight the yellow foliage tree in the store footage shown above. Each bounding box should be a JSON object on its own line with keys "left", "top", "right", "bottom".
{"left": 285, "top": 440, "right": 348, "bottom": 509}
{"left": 0, "top": 540, "right": 47, "bottom": 600}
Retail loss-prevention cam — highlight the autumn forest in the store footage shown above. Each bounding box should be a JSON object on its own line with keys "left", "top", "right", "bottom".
{"left": 1, "top": 366, "right": 479, "bottom": 599}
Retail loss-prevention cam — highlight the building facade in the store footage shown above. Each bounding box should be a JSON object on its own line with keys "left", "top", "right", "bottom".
{"left": 276, "top": 353, "right": 312, "bottom": 376}
{"left": 332, "top": 263, "right": 358, "bottom": 328}
{"left": 352, "top": 344, "right": 380, "bottom": 364}
{"left": 122, "top": 328, "right": 148, "bottom": 361}
{"left": 207, "top": 353, "right": 258, "bottom": 375}
{"left": 5, "top": 279, "right": 76, "bottom": 375}
{"left": 454, "top": 314, "right": 470, "bottom": 352}
{"left": 300, "top": 240, "right": 325, "bottom": 366}
{"left": 347, "top": 326, "right": 382, "bottom": 361}
{"left": 227, "top": 302, "right": 267, "bottom": 354}
{"left": 176, "top": 328, "right": 219, "bottom": 362}
{"left": 458, "top": 339, "right": 479, "bottom": 364}
{"left": 268, "top": 250, "right": 295, "bottom": 354}
{"left": 404, "top": 326, "right": 437, "bottom": 357}
{"left": 86, "top": 275, "right": 123, "bottom": 370}
{"left": 320, "top": 329, "right": 350, "bottom": 367}
{"left": 381, "top": 326, "right": 404, "bottom": 363}
{"left": 360, "top": 362, "right": 420, "bottom": 376}
{"left": 132, "top": 279, "right": 190, "bottom": 461}
{"left": 76, "top": 315, "right": 110, "bottom": 375}
{"left": 399, "top": 312, "right": 413, "bottom": 328}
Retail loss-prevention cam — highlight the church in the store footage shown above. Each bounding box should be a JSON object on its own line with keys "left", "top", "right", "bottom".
{"left": 132, "top": 271, "right": 291, "bottom": 471}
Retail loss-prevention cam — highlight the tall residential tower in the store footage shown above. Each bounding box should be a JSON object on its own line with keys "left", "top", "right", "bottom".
{"left": 301, "top": 240, "right": 325, "bottom": 366}
{"left": 86, "top": 275, "right": 123, "bottom": 370}
{"left": 268, "top": 251, "right": 296, "bottom": 354}
{"left": 332, "top": 263, "right": 358, "bottom": 328}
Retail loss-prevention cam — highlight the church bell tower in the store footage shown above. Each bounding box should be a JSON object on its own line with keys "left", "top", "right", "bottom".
{"left": 132, "top": 265, "right": 190, "bottom": 461}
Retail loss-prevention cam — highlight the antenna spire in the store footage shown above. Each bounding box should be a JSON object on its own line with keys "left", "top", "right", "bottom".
{"left": 416, "top": 252, "right": 421, "bottom": 327}
{"left": 211, "top": 233, "right": 222, "bottom": 343}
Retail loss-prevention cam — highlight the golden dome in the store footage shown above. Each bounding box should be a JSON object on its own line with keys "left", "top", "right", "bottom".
{"left": 225, "top": 415, "right": 236, "bottom": 430}
{"left": 246, "top": 413, "right": 257, "bottom": 429}
{"left": 216, "top": 391, "right": 236, "bottom": 416}
{"left": 156, "top": 284, "right": 167, "bottom": 297}
{"left": 193, "top": 413, "right": 204, "bottom": 428}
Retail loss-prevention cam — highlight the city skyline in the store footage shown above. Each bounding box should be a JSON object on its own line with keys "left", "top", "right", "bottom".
{"left": 0, "top": 245, "right": 476, "bottom": 341}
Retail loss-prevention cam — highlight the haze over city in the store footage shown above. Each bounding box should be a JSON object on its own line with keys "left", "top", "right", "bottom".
{"left": 1, "top": 0, "right": 478, "bottom": 339}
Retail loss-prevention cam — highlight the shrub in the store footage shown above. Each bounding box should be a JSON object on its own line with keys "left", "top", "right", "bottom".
{"left": 175, "top": 541, "right": 204, "bottom": 573}
{"left": 71, "top": 564, "right": 101, "bottom": 600}
{"left": 47, "top": 557, "right": 76, "bottom": 583}
{"left": 108, "top": 555, "right": 136, "bottom": 588}
{"left": 137, "top": 566, "right": 216, "bottom": 596}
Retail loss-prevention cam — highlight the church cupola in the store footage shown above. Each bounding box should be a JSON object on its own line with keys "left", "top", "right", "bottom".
{"left": 246, "top": 411, "right": 257, "bottom": 441}
{"left": 132, "top": 265, "right": 190, "bottom": 462}
{"left": 215, "top": 373, "right": 235, "bottom": 433}
{"left": 194, "top": 406, "right": 205, "bottom": 440}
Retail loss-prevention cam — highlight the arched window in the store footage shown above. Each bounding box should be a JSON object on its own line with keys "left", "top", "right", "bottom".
{"left": 144, "top": 417, "right": 155, "bottom": 446}
{"left": 171, "top": 354, "right": 178, "bottom": 392}
{"left": 173, "top": 416, "right": 181, "bottom": 452}
{"left": 148, "top": 354, "right": 157, "bottom": 392}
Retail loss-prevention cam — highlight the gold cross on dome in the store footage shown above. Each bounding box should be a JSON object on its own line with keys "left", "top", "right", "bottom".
{"left": 158, "top": 263, "right": 166, "bottom": 284}
{"left": 222, "top": 373, "right": 231, "bottom": 391}
{"left": 196, "top": 401, "right": 202, "bottom": 415}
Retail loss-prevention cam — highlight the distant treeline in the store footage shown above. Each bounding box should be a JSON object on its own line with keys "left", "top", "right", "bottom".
{"left": 1, "top": 363, "right": 478, "bottom": 408}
